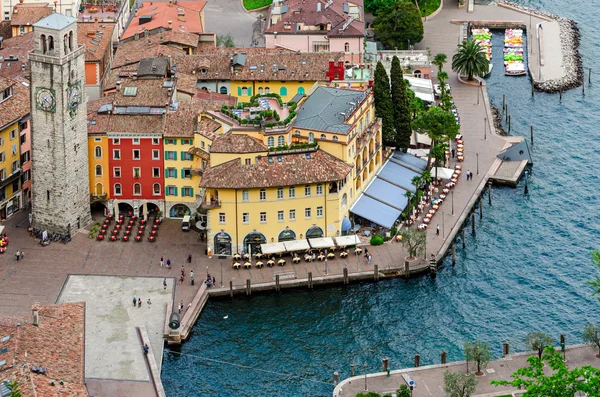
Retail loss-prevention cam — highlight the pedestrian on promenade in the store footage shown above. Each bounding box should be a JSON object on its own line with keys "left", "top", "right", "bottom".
{"left": 212, "top": 276, "right": 215, "bottom": 285}
{"left": 367, "top": 254, "right": 372, "bottom": 265}
{"left": 190, "top": 270, "right": 195, "bottom": 286}
{"left": 15, "top": 250, "right": 20, "bottom": 261}
{"left": 451, "top": 149, "right": 455, "bottom": 158}
{"left": 466, "top": 170, "right": 471, "bottom": 180}
{"left": 436, "top": 225, "right": 440, "bottom": 235}
{"left": 133, "top": 295, "right": 137, "bottom": 306}
{"left": 180, "top": 275, "right": 184, "bottom": 284}
{"left": 160, "top": 257, "right": 164, "bottom": 267}
{"left": 143, "top": 344, "right": 149, "bottom": 355}
{"left": 138, "top": 298, "right": 142, "bottom": 308}
{"left": 364, "top": 247, "right": 369, "bottom": 258}
{"left": 147, "top": 298, "right": 152, "bottom": 305}
{"left": 20, "top": 251, "right": 24, "bottom": 260}
{"left": 163, "top": 278, "right": 167, "bottom": 290}
{"left": 166, "top": 258, "right": 171, "bottom": 269}
{"left": 181, "top": 265, "right": 185, "bottom": 277}
{"left": 187, "top": 253, "right": 192, "bottom": 263}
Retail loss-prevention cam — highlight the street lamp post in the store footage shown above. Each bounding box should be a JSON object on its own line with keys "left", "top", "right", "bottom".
{"left": 484, "top": 117, "right": 487, "bottom": 140}
{"left": 355, "top": 250, "right": 359, "bottom": 271}
{"left": 451, "top": 190, "right": 454, "bottom": 216}
{"left": 442, "top": 212, "right": 445, "bottom": 239}
{"left": 476, "top": 153, "right": 479, "bottom": 175}
{"left": 220, "top": 262, "right": 223, "bottom": 287}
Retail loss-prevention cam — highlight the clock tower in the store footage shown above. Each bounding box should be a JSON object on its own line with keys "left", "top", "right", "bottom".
{"left": 29, "top": 13, "right": 91, "bottom": 236}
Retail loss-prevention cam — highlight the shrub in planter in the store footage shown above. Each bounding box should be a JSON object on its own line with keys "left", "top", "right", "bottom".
{"left": 241, "top": 119, "right": 248, "bottom": 124}
{"left": 370, "top": 235, "right": 384, "bottom": 246}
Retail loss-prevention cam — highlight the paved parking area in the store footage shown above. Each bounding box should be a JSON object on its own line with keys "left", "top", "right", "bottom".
{"left": 203, "top": 0, "right": 266, "bottom": 47}
{"left": 57, "top": 275, "right": 174, "bottom": 380}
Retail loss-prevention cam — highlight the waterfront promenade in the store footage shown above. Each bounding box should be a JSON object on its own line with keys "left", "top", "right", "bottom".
{"left": 334, "top": 344, "right": 600, "bottom": 396}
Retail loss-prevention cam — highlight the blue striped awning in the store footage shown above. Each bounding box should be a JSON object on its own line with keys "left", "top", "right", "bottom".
{"left": 364, "top": 178, "right": 408, "bottom": 211}
{"left": 350, "top": 195, "right": 401, "bottom": 229}
{"left": 377, "top": 161, "right": 421, "bottom": 192}
{"left": 391, "top": 152, "right": 428, "bottom": 172}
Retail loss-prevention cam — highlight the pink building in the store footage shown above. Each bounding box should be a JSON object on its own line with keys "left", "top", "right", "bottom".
{"left": 264, "top": 0, "right": 365, "bottom": 64}
{"left": 19, "top": 115, "right": 31, "bottom": 207}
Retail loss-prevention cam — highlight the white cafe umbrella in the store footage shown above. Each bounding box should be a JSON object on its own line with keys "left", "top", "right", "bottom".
{"left": 113, "top": 199, "right": 119, "bottom": 218}
{"left": 142, "top": 200, "right": 148, "bottom": 221}
{"left": 430, "top": 167, "right": 455, "bottom": 180}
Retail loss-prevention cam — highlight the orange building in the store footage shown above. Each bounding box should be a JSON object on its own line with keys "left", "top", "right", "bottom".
{"left": 77, "top": 21, "right": 115, "bottom": 99}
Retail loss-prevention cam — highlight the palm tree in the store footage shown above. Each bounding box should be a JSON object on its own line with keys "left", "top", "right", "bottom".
{"left": 437, "top": 71, "right": 449, "bottom": 98}
{"left": 432, "top": 53, "right": 447, "bottom": 73}
{"left": 452, "top": 39, "right": 490, "bottom": 81}
{"left": 404, "top": 190, "right": 413, "bottom": 218}
{"left": 421, "top": 169, "right": 432, "bottom": 192}
{"left": 411, "top": 175, "right": 422, "bottom": 191}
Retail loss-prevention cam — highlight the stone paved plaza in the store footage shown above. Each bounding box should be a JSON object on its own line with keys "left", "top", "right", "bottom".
{"left": 57, "top": 275, "right": 174, "bottom": 380}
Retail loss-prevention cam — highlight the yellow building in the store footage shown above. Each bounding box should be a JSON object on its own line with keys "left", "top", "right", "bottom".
{"left": 0, "top": 77, "right": 29, "bottom": 219}
{"left": 10, "top": 3, "right": 53, "bottom": 37}
{"left": 199, "top": 86, "right": 383, "bottom": 255}
{"left": 87, "top": 99, "right": 112, "bottom": 204}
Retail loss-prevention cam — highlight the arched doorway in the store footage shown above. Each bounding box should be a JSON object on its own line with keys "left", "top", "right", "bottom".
{"left": 306, "top": 226, "right": 324, "bottom": 239}
{"left": 243, "top": 232, "right": 266, "bottom": 256}
{"left": 118, "top": 202, "right": 134, "bottom": 216}
{"left": 214, "top": 232, "right": 232, "bottom": 255}
{"left": 90, "top": 202, "right": 108, "bottom": 219}
{"left": 170, "top": 204, "right": 191, "bottom": 218}
{"left": 278, "top": 229, "right": 296, "bottom": 242}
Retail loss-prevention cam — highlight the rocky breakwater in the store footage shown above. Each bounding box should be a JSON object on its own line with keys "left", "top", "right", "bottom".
{"left": 498, "top": 0, "right": 583, "bottom": 93}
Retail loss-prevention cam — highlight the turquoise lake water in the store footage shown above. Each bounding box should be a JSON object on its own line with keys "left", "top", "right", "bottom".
{"left": 162, "top": 1, "right": 600, "bottom": 395}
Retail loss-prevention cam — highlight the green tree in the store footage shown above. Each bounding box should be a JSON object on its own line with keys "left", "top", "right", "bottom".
{"left": 355, "top": 392, "right": 382, "bottom": 397}
{"left": 464, "top": 340, "right": 491, "bottom": 375}
{"left": 587, "top": 250, "right": 600, "bottom": 299}
{"left": 437, "top": 71, "right": 449, "bottom": 99}
{"left": 491, "top": 346, "right": 600, "bottom": 396}
{"left": 583, "top": 323, "right": 600, "bottom": 357}
{"left": 421, "top": 169, "right": 432, "bottom": 191}
{"left": 404, "top": 190, "right": 413, "bottom": 212}
{"left": 443, "top": 371, "right": 477, "bottom": 397}
{"left": 373, "top": 62, "right": 395, "bottom": 146}
{"left": 433, "top": 53, "right": 448, "bottom": 73}
{"left": 399, "top": 228, "right": 426, "bottom": 260}
{"left": 216, "top": 33, "right": 235, "bottom": 48}
{"left": 396, "top": 384, "right": 411, "bottom": 397}
{"left": 412, "top": 106, "right": 460, "bottom": 145}
{"left": 525, "top": 331, "right": 554, "bottom": 361}
{"left": 411, "top": 175, "right": 422, "bottom": 191}
{"left": 390, "top": 56, "right": 411, "bottom": 151}
{"left": 7, "top": 380, "right": 22, "bottom": 397}
{"left": 451, "top": 39, "right": 489, "bottom": 81}
{"left": 373, "top": 2, "right": 423, "bottom": 50}
{"left": 364, "top": 0, "right": 395, "bottom": 15}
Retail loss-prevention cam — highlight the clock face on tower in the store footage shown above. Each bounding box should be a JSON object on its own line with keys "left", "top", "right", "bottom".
{"left": 35, "top": 87, "right": 56, "bottom": 113}
{"left": 67, "top": 81, "right": 82, "bottom": 117}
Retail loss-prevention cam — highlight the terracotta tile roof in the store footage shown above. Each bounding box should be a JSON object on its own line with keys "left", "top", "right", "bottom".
{"left": 196, "top": 116, "right": 221, "bottom": 139}
{"left": 210, "top": 133, "right": 267, "bottom": 154}
{"left": 113, "top": 78, "right": 172, "bottom": 107}
{"left": 104, "top": 65, "right": 138, "bottom": 91}
{"left": 109, "top": 114, "right": 164, "bottom": 133}
{"left": 86, "top": 96, "right": 113, "bottom": 134}
{"left": 175, "top": 72, "right": 197, "bottom": 94}
{"left": 158, "top": 29, "right": 199, "bottom": 47}
{"left": 265, "top": 0, "right": 365, "bottom": 37}
{"left": 170, "top": 51, "right": 343, "bottom": 81}
{"left": 163, "top": 100, "right": 226, "bottom": 137}
{"left": 200, "top": 148, "right": 352, "bottom": 188}
{"left": 0, "top": 32, "right": 34, "bottom": 80}
{"left": 77, "top": 22, "right": 115, "bottom": 62}
{"left": 0, "top": 77, "right": 30, "bottom": 130}
{"left": 0, "top": 302, "right": 88, "bottom": 397}
{"left": 10, "top": 3, "right": 52, "bottom": 26}
{"left": 196, "top": 46, "right": 296, "bottom": 55}
{"left": 112, "top": 34, "right": 189, "bottom": 69}
{"left": 122, "top": 0, "right": 207, "bottom": 41}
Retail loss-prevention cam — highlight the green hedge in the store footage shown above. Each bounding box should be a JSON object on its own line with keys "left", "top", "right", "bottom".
{"left": 243, "top": 0, "right": 271, "bottom": 10}
{"left": 370, "top": 235, "right": 384, "bottom": 246}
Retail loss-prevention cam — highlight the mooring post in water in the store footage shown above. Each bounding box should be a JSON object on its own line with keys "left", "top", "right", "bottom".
{"left": 441, "top": 351, "right": 447, "bottom": 364}
{"left": 583, "top": 79, "right": 585, "bottom": 95}
{"left": 246, "top": 279, "right": 251, "bottom": 296}
{"left": 374, "top": 264, "right": 379, "bottom": 281}
{"left": 404, "top": 261, "right": 409, "bottom": 278}
{"left": 503, "top": 342, "right": 510, "bottom": 357}
{"left": 531, "top": 78, "right": 534, "bottom": 97}
{"left": 429, "top": 255, "right": 437, "bottom": 278}
{"left": 308, "top": 272, "right": 313, "bottom": 289}
{"left": 452, "top": 245, "right": 456, "bottom": 266}
{"left": 531, "top": 125, "right": 534, "bottom": 146}
{"left": 471, "top": 214, "right": 476, "bottom": 234}
{"left": 229, "top": 280, "right": 233, "bottom": 298}
{"left": 560, "top": 90, "right": 562, "bottom": 101}
{"left": 343, "top": 266, "right": 349, "bottom": 284}
{"left": 502, "top": 94, "right": 505, "bottom": 110}
{"left": 382, "top": 358, "right": 389, "bottom": 373}
{"left": 351, "top": 364, "right": 355, "bottom": 377}
{"left": 414, "top": 354, "right": 421, "bottom": 368}
{"left": 462, "top": 229, "right": 466, "bottom": 248}
{"left": 479, "top": 201, "right": 483, "bottom": 220}
{"left": 508, "top": 115, "right": 511, "bottom": 133}
{"left": 488, "top": 184, "right": 492, "bottom": 206}
{"left": 334, "top": 372, "right": 339, "bottom": 386}
{"left": 589, "top": 67, "right": 592, "bottom": 84}
{"left": 505, "top": 106, "right": 508, "bottom": 122}
{"left": 275, "top": 274, "right": 280, "bottom": 291}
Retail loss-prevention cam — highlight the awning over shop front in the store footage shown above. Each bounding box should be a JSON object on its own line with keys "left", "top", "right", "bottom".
{"left": 308, "top": 237, "right": 336, "bottom": 249}
{"left": 390, "top": 151, "right": 428, "bottom": 172}
{"left": 350, "top": 195, "right": 401, "bottom": 229}
{"left": 364, "top": 178, "right": 409, "bottom": 210}
{"left": 334, "top": 235, "right": 361, "bottom": 247}
{"left": 283, "top": 239, "right": 310, "bottom": 252}
{"left": 377, "top": 161, "right": 421, "bottom": 192}
{"left": 260, "top": 242, "right": 286, "bottom": 255}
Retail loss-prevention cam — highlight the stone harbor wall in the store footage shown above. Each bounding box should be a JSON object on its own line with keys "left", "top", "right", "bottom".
{"left": 498, "top": 0, "right": 583, "bottom": 93}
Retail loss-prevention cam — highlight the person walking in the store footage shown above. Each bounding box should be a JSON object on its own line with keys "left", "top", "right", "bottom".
{"left": 166, "top": 258, "right": 171, "bottom": 269}
{"left": 190, "top": 270, "right": 195, "bottom": 286}
{"left": 137, "top": 298, "right": 142, "bottom": 308}
{"left": 436, "top": 225, "right": 440, "bottom": 235}
{"left": 19, "top": 251, "right": 24, "bottom": 260}
{"left": 367, "top": 254, "right": 372, "bottom": 265}
{"left": 466, "top": 170, "right": 471, "bottom": 181}
{"left": 160, "top": 257, "right": 164, "bottom": 267}
{"left": 163, "top": 278, "right": 167, "bottom": 290}
{"left": 187, "top": 253, "right": 192, "bottom": 263}
{"left": 451, "top": 148, "right": 455, "bottom": 158}
{"left": 133, "top": 295, "right": 137, "bottom": 306}
{"left": 15, "top": 250, "right": 20, "bottom": 261}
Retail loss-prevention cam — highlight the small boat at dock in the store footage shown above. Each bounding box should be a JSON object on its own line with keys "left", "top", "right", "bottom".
{"left": 504, "top": 29, "right": 527, "bottom": 76}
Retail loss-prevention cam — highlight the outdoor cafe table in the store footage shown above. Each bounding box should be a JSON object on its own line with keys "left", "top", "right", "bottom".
{"left": 340, "top": 251, "right": 348, "bottom": 258}
{"left": 327, "top": 252, "right": 335, "bottom": 259}
{"left": 233, "top": 262, "right": 241, "bottom": 269}
{"left": 455, "top": 165, "right": 462, "bottom": 170}
{"left": 233, "top": 253, "right": 241, "bottom": 261}
{"left": 267, "top": 259, "right": 275, "bottom": 267}
{"left": 355, "top": 247, "right": 363, "bottom": 255}
{"left": 423, "top": 218, "right": 431, "bottom": 224}
{"left": 318, "top": 254, "right": 326, "bottom": 261}
{"left": 292, "top": 256, "right": 301, "bottom": 264}
{"left": 243, "top": 253, "right": 250, "bottom": 260}
{"left": 278, "top": 259, "right": 286, "bottom": 266}
{"left": 256, "top": 261, "right": 264, "bottom": 268}
{"left": 244, "top": 262, "right": 252, "bottom": 269}
{"left": 457, "top": 156, "right": 464, "bottom": 162}
{"left": 255, "top": 252, "right": 264, "bottom": 259}
{"left": 426, "top": 213, "right": 433, "bottom": 219}
{"left": 304, "top": 254, "right": 313, "bottom": 262}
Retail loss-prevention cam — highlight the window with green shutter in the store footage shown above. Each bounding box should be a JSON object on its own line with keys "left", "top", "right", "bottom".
{"left": 238, "top": 87, "right": 242, "bottom": 96}
{"left": 248, "top": 87, "right": 252, "bottom": 96}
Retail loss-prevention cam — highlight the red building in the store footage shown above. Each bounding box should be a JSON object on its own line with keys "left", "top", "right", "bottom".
{"left": 107, "top": 116, "right": 165, "bottom": 214}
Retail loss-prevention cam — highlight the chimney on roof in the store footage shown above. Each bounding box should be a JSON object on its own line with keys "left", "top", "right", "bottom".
{"left": 116, "top": 81, "right": 121, "bottom": 91}
{"left": 168, "top": 20, "right": 172, "bottom": 29}
{"left": 134, "top": 32, "right": 139, "bottom": 40}
{"left": 144, "top": 30, "right": 149, "bottom": 38}
{"left": 135, "top": 9, "right": 138, "bottom": 16}
{"left": 169, "top": 0, "right": 172, "bottom": 6}
{"left": 32, "top": 308, "right": 39, "bottom": 326}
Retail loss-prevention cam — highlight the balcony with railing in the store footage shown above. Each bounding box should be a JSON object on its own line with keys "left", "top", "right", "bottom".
{"left": 90, "top": 193, "right": 108, "bottom": 202}
{"left": 0, "top": 169, "right": 21, "bottom": 188}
